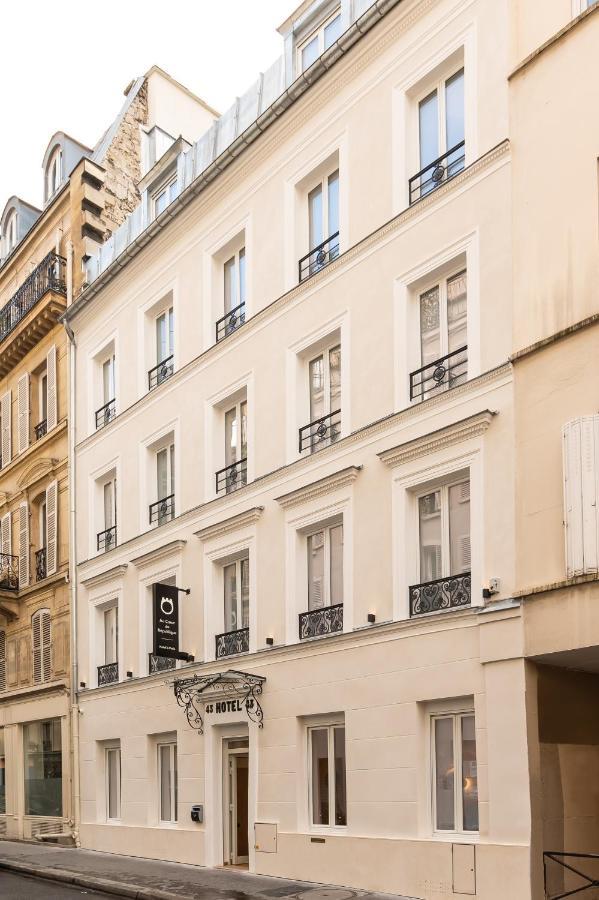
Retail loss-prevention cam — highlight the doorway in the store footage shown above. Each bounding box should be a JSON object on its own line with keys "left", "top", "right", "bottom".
{"left": 224, "top": 737, "right": 249, "bottom": 866}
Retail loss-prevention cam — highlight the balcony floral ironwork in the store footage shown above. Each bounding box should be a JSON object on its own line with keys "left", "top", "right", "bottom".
{"left": 409, "top": 572, "right": 471, "bottom": 617}
{"left": 97, "top": 526, "right": 117, "bottom": 553}
{"left": 408, "top": 141, "right": 466, "bottom": 205}
{"left": 0, "top": 553, "right": 19, "bottom": 591}
{"left": 410, "top": 346, "right": 467, "bottom": 402}
{"left": 97, "top": 662, "right": 119, "bottom": 686}
{"left": 299, "top": 409, "right": 341, "bottom": 453}
{"left": 215, "top": 627, "right": 249, "bottom": 659}
{"left": 148, "top": 355, "right": 174, "bottom": 391}
{"left": 148, "top": 653, "right": 176, "bottom": 674}
{"left": 543, "top": 851, "right": 599, "bottom": 900}
{"left": 35, "top": 547, "right": 47, "bottom": 582}
{"left": 34, "top": 419, "right": 47, "bottom": 441}
{"left": 215, "top": 458, "right": 247, "bottom": 496}
{"left": 299, "top": 603, "right": 343, "bottom": 640}
{"left": 149, "top": 494, "right": 175, "bottom": 526}
{"left": 0, "top": 251, "right": 66, "bottom": 344}
{"left": 298, "top": 231, "right": 340, "bottom": 282}
{"left": 216, "top": 301, "right": 245, "bottom": 343}
{"left": 95, "top": 399, "right": 116, "bottom": 430}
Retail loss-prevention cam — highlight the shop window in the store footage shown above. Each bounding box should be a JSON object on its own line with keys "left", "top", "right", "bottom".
{"left": 432, "top": 712, "right": 478, "bottom": 833}
{"left": 23, "top": 718, "right": 62, "bottom": 817}
{"left": 308, "top": 723, "right": 347, "bottom": 827}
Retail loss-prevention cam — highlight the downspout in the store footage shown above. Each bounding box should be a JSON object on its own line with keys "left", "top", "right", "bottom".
{"left": 64, "top": 241, "right": 81, "bottom": 847}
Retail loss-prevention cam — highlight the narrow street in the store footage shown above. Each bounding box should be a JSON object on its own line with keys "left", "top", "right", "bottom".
{"left": 0, "top": 870, "right": 112, "bottom": 898}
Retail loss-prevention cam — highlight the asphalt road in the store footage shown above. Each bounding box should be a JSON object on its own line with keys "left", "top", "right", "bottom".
{"left": 0, "top": 870, "right": 113, "bottom": 898}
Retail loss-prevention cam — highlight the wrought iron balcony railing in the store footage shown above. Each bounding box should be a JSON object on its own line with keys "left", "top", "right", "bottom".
{"left": 215, "top": 458, "right": 247, "bottom": 496}
{"left": 543, "top": 851, "right": 599, "bottom": 900}
{"left": 298, "top": 232, "right": 340, "bottom": 282}
{"left": 95, "top": 399, "right": 116, "bottom": 430}
{"left": 34, "top": 419, "right": 47, "bottom": 441}
{"left": 0, "top": 553, "right": 19, "bottom": 591}
{"left": 0, "top": 251, "right": 66, "bottom": 345}
{"left": 216, "top": 301, "right": 245, "bottom": 343}
{"left": 409, "top": 572, "right": 471, "bottom": 617}
{"left": 97, "top": 526, "right": 117, "bottom": 553}
{"left": 149, "top": 494, "right": 175, "bottom": 526}
{"left": 216, "top": 627, "right": 249, "bottom": 659}
{"left": 35, "top": 547, "right": 47, "bottom": 582}
{"left": 299, "top": 603, "right": 343, "bottom": 640}
{"left": 148, "top": 653, "right": 176, "bottom": 674}
{"left": 299, "top": 408, "right": 341, "bottom": 453}
{"left": 410, "top": 346, "right": 467, "bottom": 402}
{"left": 97, "top": 662, "right": 119, "bottom": 686}
{"left": 408, "top": 141, "right": 466, "bottom": 205}
{"left": 148, "top": 355, "right": 174, "bottom": 391}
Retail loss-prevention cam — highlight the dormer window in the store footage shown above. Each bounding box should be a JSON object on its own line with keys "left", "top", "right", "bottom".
{"left": 298, "top": 9, "right": 342, "bottom": 72}
{"left": 46, "top": 147, "right": 63, "bottom": 201}
{"left": 152, "top": 174, "right": 178, "bottom": 218}
{"left": 5, "top": 212, "right": 17, "bottom": 253}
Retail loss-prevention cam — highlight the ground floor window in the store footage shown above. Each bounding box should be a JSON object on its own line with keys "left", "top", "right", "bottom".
{"left": 309, "top": 723, "right": 347, "bottom": 827}
{"left": 158, "top": 741, "right": 177, "bottom": 823}
{"left": 23, "top": 719, "right": 62, "bottom": 816}
{"left": 0, "top": 728, "right": 5, "bottom": 814}
{"left": 106, "top": 746, "right": 121, "bottom": 821}
{"left": 432, "top": 712, "right": 478, "bottom": 832}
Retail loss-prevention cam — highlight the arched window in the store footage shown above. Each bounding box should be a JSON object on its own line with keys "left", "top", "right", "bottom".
{"left": 0, "top": 630, "right": 5, "bottom": 691}
{"left": 46, "top": 147, "right": 63, "bottom": 201}
{"left": 32, "top": 608, "right": 51, "bottom": 684}
{"left": 5, "top": 211, "right": 17, "bottom": 253}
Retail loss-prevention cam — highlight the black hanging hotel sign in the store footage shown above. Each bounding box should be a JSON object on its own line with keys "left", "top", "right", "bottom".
{"left": 152, "top": 583, "right": 180, "bottom": 659}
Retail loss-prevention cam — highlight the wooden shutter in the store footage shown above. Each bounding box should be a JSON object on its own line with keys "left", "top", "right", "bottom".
{"left": 18, "top": 502, "right": 29, "bottom": 587}
{"left": 563, "top": 417, "right": 599, "bottom": 577}
{"left": 32, "top": 612, "right": 41, "bottom": 684}
{"left": 46, "top": 345, "right": 57, "bottom": 430}
{"left": 1, "top": 390, "right": 11, "bottom": 466}
{"left": 0, "top": 631, "right": 5, "bottom": 692}
{"left": 18, "top": 636, "right": 30, "bottom": 686}
{"left": 46, "top": 480, "right": 58, "bottom": 576}
{"left": 6, "top": 639, "right": 17, "bottom": 688}
{"left": 17, "top": 373, "right": 29, "bottom": 454}
{"left": 1, "top": 511, "right": 10, "bottom": 555}
{"left": 41, "top": 611, "right": 52, "bottom": 682}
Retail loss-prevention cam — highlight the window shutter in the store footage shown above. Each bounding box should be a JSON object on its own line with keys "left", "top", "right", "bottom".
{"left": 42, "top": 611, "right": 52, "bottom": 682}
{"left": 1, "top": 390, "right": 11, "bottom": 466}
{"left": 1, "top": 511, "right": 10, "bottom": 555}
{"left": 46, "top": 345, "right": 57, "bottom": 430}
{"left": 32, "top": 612, "right": 41, "bottom": 684}
{"left": 563, "top": 417, "right": 599, "bottom": 577}
{"left": 459, "top": 535, "right": 472, "bottom": 572}
{"left": 19, "top": 502, "right": 29, "bottom": 587}
{"left": 0, "top": 631, "right": 5, "bottom": 692}
{"left": 18, "top": 636, "right": 30, "bottom": 685}
{"left": 17, "top": 373, "right": 29, "bottom": 454}
{"left": 46, "top": 480, "right": 58, "bottom": 576}
{"left": 6, "top": 639, "right": 17, "bottom": 688}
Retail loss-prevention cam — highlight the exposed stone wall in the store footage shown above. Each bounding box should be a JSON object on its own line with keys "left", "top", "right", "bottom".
{"left": 101, "top": 81, "right": 149, "bottom": 233}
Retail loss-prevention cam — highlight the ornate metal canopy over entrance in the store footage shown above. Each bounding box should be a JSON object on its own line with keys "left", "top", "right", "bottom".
{"left": 173, "top": 669, "right": 265, "bottom": 734}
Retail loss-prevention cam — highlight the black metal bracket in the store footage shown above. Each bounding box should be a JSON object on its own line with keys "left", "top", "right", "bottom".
{"left": 173, "top": 669, "right": 265, "bottom": 734}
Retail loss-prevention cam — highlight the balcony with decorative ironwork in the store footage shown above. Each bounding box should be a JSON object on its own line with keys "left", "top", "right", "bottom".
{"left": 97, "top": 526, "right": 117, "bottom": 553}
{"left": 149, "top": 494, "right": 175, "bottom": 526}
{"left": 34, "top": 419, "right": 47, "bottom": 441}
{"left": 408, "top": 141, "right": 466, "bottom": 205}
{"left": 0, "top": 251, "right": 67, "bottom": 378}
{"left": 409, "top": 346, "right": 467, "bottom": 402}
{"left": 35, "top": 547, "right": 47, "bottom": 582}
{"left": 298, "top": 232, "right": 340, "bottom": 282}
{"left": 299, "top": 409, "right": 341, "bottom": 454}
{"left": 0, "top": 553, "right": 19, "bottom": 592}
{"left": 216, "top": 627, "right": 249, "bottom": 659}
{"left": 148, "top": 355, "right": 174, "bottom": 391}
{"left": 215, "top": 458, "right": 247, "bottom": 496}
{"left": 409, "top": 572, "right": 471, "bottom": 617}
{"left": 299, "top": 604, "right": 343, "bottom": 640}
{"left": 148, "top": 653, "right": 176, "bottom": 674}
{"left": 97, "top": 662, "right": 119, "bottom": 686}
{"left": 95, "top": 399, "right": 116, "bottom": 430}
{"left": 216, "top": 302, "right": 245, "bottom": 343}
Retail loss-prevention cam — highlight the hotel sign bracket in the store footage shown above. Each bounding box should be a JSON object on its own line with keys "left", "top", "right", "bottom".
{"left": 172, "top": 669, "right": 266, "bottom": 734}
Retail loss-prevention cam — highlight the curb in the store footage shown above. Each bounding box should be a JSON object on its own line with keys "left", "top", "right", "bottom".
{"left": 0, "top": 858, "right": 198, "bottom": 900}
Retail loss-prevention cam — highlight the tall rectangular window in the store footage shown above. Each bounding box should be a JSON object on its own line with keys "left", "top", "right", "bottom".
{"left": 156, "top": 308, "right": 174, "bottom": 364}
{"left": 307, "top": 523, "right": 343, "bottom": 610}
{"left": 224, "top": 248, "right": 246, "bottom": 315}
{"left": 158, "top": 742, "right": 178, "bottom": 824}
{"left": 417, "top": 68, "right": 465, "bottom": 197}
{"left": 102, "top": 355, "right": 115, "bottom": 405}
{"left": 106, "top": 746, "right": 121, "bottom": 821}
{"left": 309, "top": 724, "right": 346, "bottom": 827}
{"left": 104, "top": 606, "right": 118, "bottom": 666}
{"left": 308, "top": 171, "right": 339, "bottom": 253}
{"left": 0, "top": 728, "right": 5, "bottom": 815}
{"left": 418, "top": 478, "right": 470, "bottom": 584}
{"left": 103, "top": 479, "right": 117, "bottom": 532}
{"left": 432, "top": 712, "right": 478, "bottom": 833}
{"left": 305, "top": 345, "right": 341, "bottom": 451}
{"left": 23, "top": 719, "right": 62, "bottom": 817}
{"left": 224, "top": 557, "right": 250, "bottom": 632}
{"left": 157, "top": 445, "right": 175, "bottom": 501}
{"left": 225, "top": 401, "right": 247, "bottom": 469}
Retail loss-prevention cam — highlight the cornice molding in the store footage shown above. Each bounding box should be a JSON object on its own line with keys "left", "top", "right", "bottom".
{"left": 378, "top": 410, "right": 496, "bottom": 468}
{"left": 194, "top": 507, "right": 264, "bottom": 542}
{"left": 81, "top": 564, "right": 128, "bottom": 588}
{"left": 130, "top": 538, "right": 187, "bottom": 569}
{"left": 274, "top": 466, "right": 362, "bottom": 510}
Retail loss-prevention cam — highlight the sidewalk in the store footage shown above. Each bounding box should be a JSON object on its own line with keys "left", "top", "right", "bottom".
{"left": 0, "top": 840, "right": 416, "bottom": 900}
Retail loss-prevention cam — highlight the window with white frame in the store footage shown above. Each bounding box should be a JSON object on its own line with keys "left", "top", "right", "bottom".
{"left": 224, "top": 248, "right": 246, "bottom": 319}
{"left": 106, "top": 744, "right": 121, "bottom": 821}
{"left": 149, "top": 307, "right": 175, "bottom": 390}
{"left": 217, "top": 399, "right": 248, "bottom": 495}
{"left": 298, "top": 9, "right": 342, "bottom": 72}
{"left": 5, "top": 211, "right": 17, "bottom": 253}
{"left": 411, "top": 67, "right": 465, "bottom": 203}
{"left": 46, "top": 147, "right": 63, "bottom": 201}
{"left": 151, "top": 443, "right": 175, "bottom": 526}
{"left": 98, "top": 475, "right": 117, "bottom": 552}
{"left": 223, "top": 556, "right": 249, "bottom": 633}
{"left": 300, "top": 344, "right": 341, "bottom": 453}
{"left": 432, "top": 711, "right": 478, "bottom": 833}
{"left": 417, "top": 476, "right": 471, "bottom": 586}
{"left": 308, "top": 722, "right": 347, "bottom": 827}
{"left": 307, "top": 523, "right": 343, "bottom": 611}
{"left": 103, "top": 605, "right": 118, "bottom": 670}
{"left": 152, "top": 174, "right": 177, "bottom": 218}
{"left": 99, "top": 353, "right": 116, "bottom": 427}
{"left": 158, "top": 740, "right": 178, "bottom": 823}
{"left": 300, "top": 170, "right": 340, "bottom": 281}
{"left": 412, "top": 269, "right": 467, "bottom": 401}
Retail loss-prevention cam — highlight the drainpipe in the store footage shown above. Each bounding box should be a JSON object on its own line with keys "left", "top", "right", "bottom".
{"left": 64, "top": 241, "right": 81, "bottom": 847}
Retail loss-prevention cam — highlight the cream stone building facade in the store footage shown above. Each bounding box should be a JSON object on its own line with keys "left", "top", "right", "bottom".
{"left": 0, "top": 68, "right": 216, "bottom": 844}
{"left": 63, "top": 1, "right": 597, "bottom": 900}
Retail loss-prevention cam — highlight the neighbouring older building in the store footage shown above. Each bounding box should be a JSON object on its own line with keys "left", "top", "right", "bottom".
{"left": 0, "top": 67, "right": 216, "bottom": 844}
{"left": 63, "top": 2, "right": 597, "bottom": 900}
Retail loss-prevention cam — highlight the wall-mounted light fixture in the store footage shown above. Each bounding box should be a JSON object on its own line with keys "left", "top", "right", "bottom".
{"left": 367, "top": 613, "right": 376, "bottom": 624}
{"left": 126, "top": 671, "right": 133, "bottom": 678}
{"left": 266, "top": 637, "right": 274, "bottom": 646}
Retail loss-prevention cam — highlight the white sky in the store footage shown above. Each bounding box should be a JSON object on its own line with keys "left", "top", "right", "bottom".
{"left": 1, "top": 0, "right": 299, "bottom": 213}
